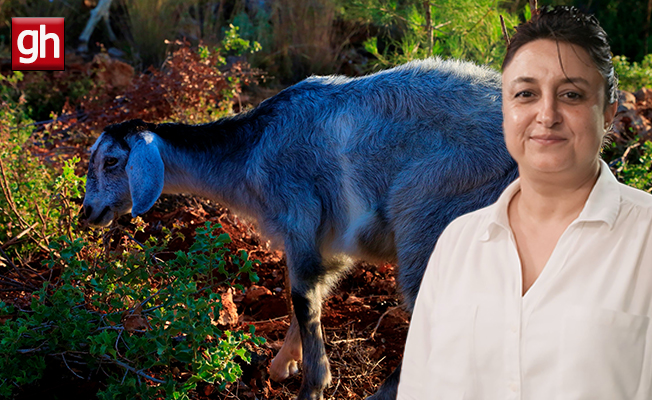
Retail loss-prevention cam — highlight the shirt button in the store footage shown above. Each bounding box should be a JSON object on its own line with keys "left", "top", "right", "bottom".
{"left": 509, "top": 382, "right": 519, "bottom": 392}
{"left": 511, "top": 325, "right": 518, "bottom": 333}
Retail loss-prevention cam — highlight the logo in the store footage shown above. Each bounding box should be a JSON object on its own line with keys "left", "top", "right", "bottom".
{"left": 12, "top": 18, "right": 65, "bottom": 71}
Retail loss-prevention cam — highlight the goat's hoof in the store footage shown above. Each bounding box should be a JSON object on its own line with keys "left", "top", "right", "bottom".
{"left": 270, "top": 357, "right": 300, "bottom": 382}
{"left": 365, "top": 390, "right": 396, "bottom": 400}
{"left": 295, "top": 386, "right": 324, "bottom": 400}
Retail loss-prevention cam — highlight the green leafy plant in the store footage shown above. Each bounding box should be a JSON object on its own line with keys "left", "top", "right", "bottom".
{"left": 0, "top": 78, "right": 264, "bottom": 398}
{"left": 0, "top": 72, "right": 78, "bottom": 261}
{"left": 613, "top": 54, "right": 652, "bottom": 92}
{"left": 610, "top": 139, "right": 652, "bottom": 192}
{"left": 221, "top": 24, "right": 262, "bottom": 57}
{"left": 346, "top": 0, "right": 520, "bottom": 71}
{"left": 0, "top": 220, "right": 264, "bottom": 399}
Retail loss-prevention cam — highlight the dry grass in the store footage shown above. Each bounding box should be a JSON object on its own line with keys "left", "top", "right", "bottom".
{"left": 123, "top": 0, "right": 185, "bottom": 68}
{"left": 263, "top": 0, "right": 340, "bottom": 81}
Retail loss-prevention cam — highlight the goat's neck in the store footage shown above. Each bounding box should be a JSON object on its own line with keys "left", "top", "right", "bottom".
{"left": 156, "top": 137, "right": 253, "bottom": 214}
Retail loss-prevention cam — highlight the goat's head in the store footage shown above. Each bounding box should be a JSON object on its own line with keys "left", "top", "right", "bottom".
{"left": 82, "top": 120, "right": 165, "bottom": 227}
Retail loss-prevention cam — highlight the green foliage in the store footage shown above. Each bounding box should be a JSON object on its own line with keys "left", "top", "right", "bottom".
{"left": 345, "top": 0, "right": 520, "bottom": 70}
{"left": 0, "top": 72, "right": 83, "bottom": 260}
{"left": 613, "top": 54, "right": 652, "bottom": 92}
{"left": 610, "top": 139, "right": 652, "bottom": 192}
{"left": 21, "top": 70, "right": 99, "bottom": 122}
{"left": 123, "top": 1, "right": 262, "bottom": 69}
{"left": 221, "top": 24, "right": 262, "bottom": 57}
{"left": 0, "top": 74, "right": 263, "bottom": 398}
{"left": 0, "top": 220, "right": 264, "bottom": 399}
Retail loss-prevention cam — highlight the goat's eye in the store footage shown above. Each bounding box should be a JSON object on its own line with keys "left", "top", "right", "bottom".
{"left": 104, "top": 157, "right": 118, "bottom": 167}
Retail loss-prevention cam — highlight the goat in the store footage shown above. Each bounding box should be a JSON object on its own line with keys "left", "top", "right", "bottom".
{"left": 81, "top": 58, "right": 518, "bottom": 400}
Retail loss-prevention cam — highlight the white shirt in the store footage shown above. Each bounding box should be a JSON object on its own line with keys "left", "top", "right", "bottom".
{"left": 398, "top": 160, "right": 652, "bottom": 400}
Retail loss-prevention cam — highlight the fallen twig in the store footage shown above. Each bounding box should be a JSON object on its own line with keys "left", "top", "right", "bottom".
{"left": 329, "top": 337, "right": 366, "bottom": 345}
{"left": 101, "top": 354, "right": 165, "bottom": 384}
{"left": 0, "top": 274, "right": 30, "bottom": 288}
{"left": 249, "top": 314, "right": 290, "bottom": 324}
{"left": 0, "top": 246, "right": 38, "bottom": 289}
{"left": 61, "top": 353, "right": 85, "bottom": 380}
{"left": 370, "top": 306, "right": 400, "bottom": 339}
{"left": 1, "top": 223, "right": 38, "bottom": 250}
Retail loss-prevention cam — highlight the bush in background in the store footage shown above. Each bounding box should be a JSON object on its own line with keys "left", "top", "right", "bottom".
{"left": 0, "top": 96, "right": 265, "bottom": 398}
{"left": 57, "top": 39, "right": 262, "bottom": 137}
{"left": 345, "top": 0, "right": 520, "bottom": 71}
{"left": 614, "top": 54, "right": 652, "bottom": 92}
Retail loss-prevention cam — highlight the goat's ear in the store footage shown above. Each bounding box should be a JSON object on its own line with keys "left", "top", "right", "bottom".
{"left": 125, "top": 133, "right": 164, "bottom": 217}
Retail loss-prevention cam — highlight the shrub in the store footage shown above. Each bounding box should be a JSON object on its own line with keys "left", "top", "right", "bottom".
{"left": 0, "top": 74, "right": 264, "bottom": 399}
{"left": 345, "top": 0, "right": 520, "bottom": 71}
{"left": 0, "top": 72, "right": 72, "bottom": 261}
{"left": 613, "top": 54, "right": 652, "bottom": 92}
{"left": 0, "top": 218, "right": 263, "bottom": 399}
{"left": 19, "top": 68, "right": 99, "bottom": 122}
{"left": 609, "top": 138, "right": 652, "bottom": 192}
{"left": 58, "top": 40, "right": 262, "bottom": 137}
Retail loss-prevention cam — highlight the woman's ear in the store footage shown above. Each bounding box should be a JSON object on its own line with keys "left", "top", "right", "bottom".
{"left": 604, "top": 101, "right": 618, "bottom": 132}
{"left": 125, "top": 132, "right": 165, "bottom": 217}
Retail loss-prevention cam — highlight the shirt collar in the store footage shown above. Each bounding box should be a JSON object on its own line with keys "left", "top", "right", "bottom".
{"left": 479, "top": 159, "right": 621, "bottom": 242}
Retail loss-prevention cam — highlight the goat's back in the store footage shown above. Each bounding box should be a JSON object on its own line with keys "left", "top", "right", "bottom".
{"left": 247, "top": 58, "right": 515, "bottom": 260}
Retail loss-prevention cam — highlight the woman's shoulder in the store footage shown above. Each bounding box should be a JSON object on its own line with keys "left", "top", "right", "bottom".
{"left": 618, "top": 182, "right": 652, "bottom": 210}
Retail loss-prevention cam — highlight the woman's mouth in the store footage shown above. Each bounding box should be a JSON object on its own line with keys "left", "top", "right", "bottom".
{"left": 530, "top": 135, "right": 566, "bottom": 145}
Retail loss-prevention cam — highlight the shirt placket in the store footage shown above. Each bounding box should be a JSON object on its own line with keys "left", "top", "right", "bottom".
{"left": 505, "top": 232, "right": 523, "bottom": 399}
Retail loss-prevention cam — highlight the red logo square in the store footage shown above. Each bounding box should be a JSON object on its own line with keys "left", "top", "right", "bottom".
{"left": 12, "top": 17, "right": 65, "bottom": 71}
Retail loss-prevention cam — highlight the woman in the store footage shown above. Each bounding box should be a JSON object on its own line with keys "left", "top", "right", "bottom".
{"left": 398, "top": 6, "right": 652, "bottom": 400}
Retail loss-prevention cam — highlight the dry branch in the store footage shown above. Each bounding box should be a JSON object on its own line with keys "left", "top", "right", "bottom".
{"left": 0, "top": 245, "right": 38, "bottom": 289}
{"left": 78, "top": 0, "right": 115, "bottom": 52}
{"left": 101, "top": 354, "right": 165, "bottom": 384}
{"left": 529, "top": 0, "right": 538, "bottom": 17}
{"left": 500, "top": 15, "right": 510, "bottom": 46}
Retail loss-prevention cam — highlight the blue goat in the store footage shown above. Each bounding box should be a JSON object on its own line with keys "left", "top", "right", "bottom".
{"left": 82, "top": 58, "right": 518, "bottom": 400}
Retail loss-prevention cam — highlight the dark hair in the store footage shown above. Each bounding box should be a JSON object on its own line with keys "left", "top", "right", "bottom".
{"left": 502, "top": 6, "right": 617, "bottom": 106}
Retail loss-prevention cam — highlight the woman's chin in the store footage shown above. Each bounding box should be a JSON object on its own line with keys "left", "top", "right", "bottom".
{"left": 520, "top": 157, "right": 571, "bottom": 175}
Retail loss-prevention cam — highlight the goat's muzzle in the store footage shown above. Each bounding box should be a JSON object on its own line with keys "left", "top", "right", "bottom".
{"left": 82, "top": 205, "right": 93, "bottom": 220}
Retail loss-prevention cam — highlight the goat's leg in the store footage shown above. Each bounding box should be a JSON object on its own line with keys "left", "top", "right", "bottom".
{"left": 293, "top": 284, "right": 331, "bottom": 400}
{"left": 269, "top": 314, "right": 302, "bottom": 381}
{"left": 283, "top": 240, "right": 332, "bottom": 400}
{"left": 366, "top": 363, "right": 401, "bottom": 400}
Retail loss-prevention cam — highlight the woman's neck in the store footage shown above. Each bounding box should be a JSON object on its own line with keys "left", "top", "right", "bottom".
{"left": 512, "top": 161, "right": 601, "bottom": 225}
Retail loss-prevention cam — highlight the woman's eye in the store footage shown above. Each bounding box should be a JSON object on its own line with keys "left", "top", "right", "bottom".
{"left": 562, "top": 92, "right": 582, "bottom": 100}
{"left": 104, "top": 157, "right": 118, "bottom": 167}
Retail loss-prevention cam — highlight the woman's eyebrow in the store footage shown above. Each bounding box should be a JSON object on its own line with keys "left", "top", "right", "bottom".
{"left": 508, "top": 76, "right": 537, "bottom": 87}
{"left": 508, "top": 76, "right": 590, "bottom": 87}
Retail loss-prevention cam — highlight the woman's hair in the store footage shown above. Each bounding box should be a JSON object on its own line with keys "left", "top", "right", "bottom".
{"left": 502, "top": 6, "right": 617, "bottom": 106}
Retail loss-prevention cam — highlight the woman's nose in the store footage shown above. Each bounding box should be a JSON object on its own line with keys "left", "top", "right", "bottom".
{"left": 536, "top": 96, "right": 562, "bottom": 127}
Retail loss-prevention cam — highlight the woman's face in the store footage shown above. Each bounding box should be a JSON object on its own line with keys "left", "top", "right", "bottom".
{"left": 502, "top": 39, "right": 617, "bottom": 178}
